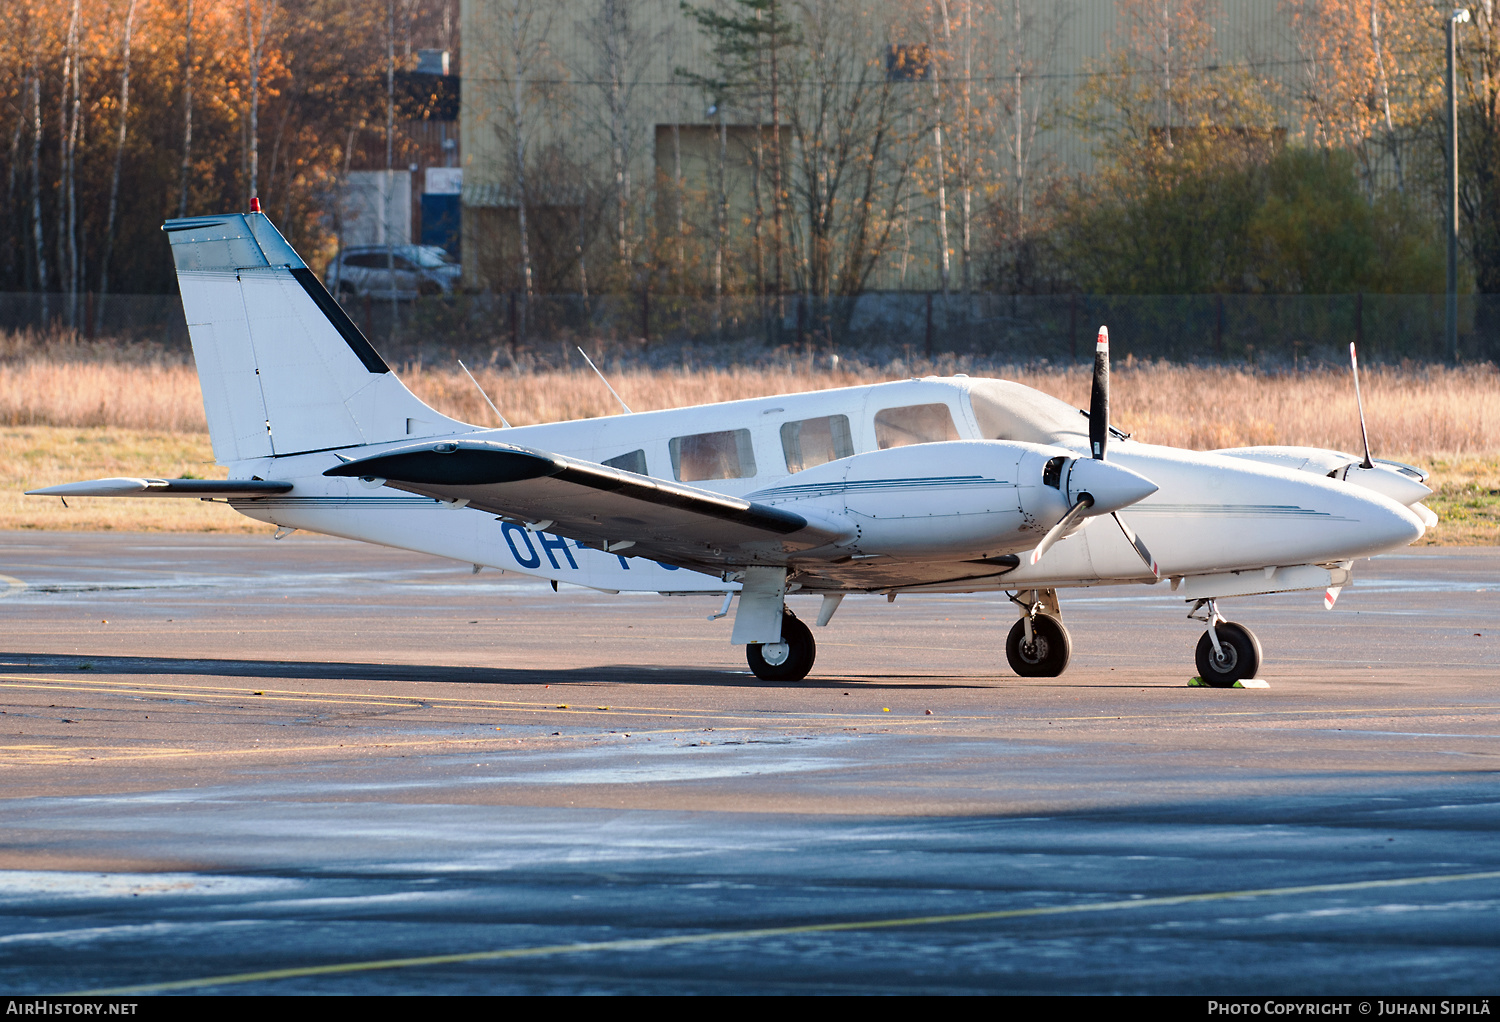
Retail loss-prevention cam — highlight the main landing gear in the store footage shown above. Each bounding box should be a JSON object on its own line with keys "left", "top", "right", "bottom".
{"left": 1006, "top": 589, "right": 1072, "bottom": 677}
{"left": 746, "top": 608, "right": 816, "bottom": 682}
{"left": 1189, "top": 598, "right": 1262, "bottom": 687}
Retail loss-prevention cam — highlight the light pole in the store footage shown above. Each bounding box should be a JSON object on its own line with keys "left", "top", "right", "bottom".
{"left": 1447, "top": 7, "right": 1470, "bottom": 364}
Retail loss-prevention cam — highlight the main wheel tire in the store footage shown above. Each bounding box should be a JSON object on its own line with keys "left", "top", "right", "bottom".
{"left": 1194, "top": 622, "right": 1262, "bottom": 687}
{"left": 1005, "top": 615, "right": 1071, "bottom": 677}
{"left": 746, "top": 611, "right": 816, "bottom": 682}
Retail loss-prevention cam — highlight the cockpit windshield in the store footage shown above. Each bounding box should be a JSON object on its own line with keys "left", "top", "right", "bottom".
{"left": 965, "top": 379, "right": 1090, "bottom": 448}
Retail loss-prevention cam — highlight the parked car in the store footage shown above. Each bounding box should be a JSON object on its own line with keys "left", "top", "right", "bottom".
{"left": 325, "top": 245, "right": 461, "bottom": 299}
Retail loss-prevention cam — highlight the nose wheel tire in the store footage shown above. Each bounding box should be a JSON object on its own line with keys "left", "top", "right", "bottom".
{"left": 1005, "top": 615, "right": 1072, "bottom": 677}
{"left": 746, "top": 611, "right": 816, "bottom": 682}
{"left": 1194, "top": 622, "right": 1262, "bottom": 687}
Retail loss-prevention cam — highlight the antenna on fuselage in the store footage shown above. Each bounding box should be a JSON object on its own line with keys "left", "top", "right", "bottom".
{"left": 576, "top": 346, "right": 633, "bottom": 415}
{"left": 1348, "top": 342, "right": 1374, "bottom": 470}
{"left": 457, "top": 359, "right": 511, "bottom": 428}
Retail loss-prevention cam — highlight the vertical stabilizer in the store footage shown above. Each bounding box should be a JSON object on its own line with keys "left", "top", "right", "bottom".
{"left": 164, "top": 212, "right": 469, "bottom": 463}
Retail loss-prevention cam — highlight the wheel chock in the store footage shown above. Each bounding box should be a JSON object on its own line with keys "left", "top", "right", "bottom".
{"left": 1188, "top": 676, "right": 1270, "bottom": 688}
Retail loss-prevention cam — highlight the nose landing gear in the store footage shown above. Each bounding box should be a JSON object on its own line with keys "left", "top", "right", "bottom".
{"left": 1189, "top": 598, "right": 1262, "bottom": 687}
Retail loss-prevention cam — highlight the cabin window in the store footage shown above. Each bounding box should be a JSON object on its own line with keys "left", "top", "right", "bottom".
{"left": 603, "top": 449, "right": 647, "bottom": 475}
{"left": 874, "top": 403, "right": 960, "bottom": 449}
{"left": 669, "top": 429, "right": 757, "bottom": 481}
{"left": 781, "top": 415, "right": 854, "bottom": 473}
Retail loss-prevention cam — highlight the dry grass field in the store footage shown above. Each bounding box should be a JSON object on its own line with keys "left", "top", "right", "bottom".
{"left": 1, "top": 353, "right": 1495, "bottom": 542}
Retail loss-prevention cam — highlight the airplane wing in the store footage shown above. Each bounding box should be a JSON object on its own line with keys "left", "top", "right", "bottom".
{"left": 325, "top": 439, "right": 853, "bottom": 572}
{"left": 27, "top": 478, "right": 293, "bottom": 498}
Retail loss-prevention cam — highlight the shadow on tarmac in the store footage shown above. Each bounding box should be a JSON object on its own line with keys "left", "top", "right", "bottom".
{"left": 0, "top": 650, "right": 993, "bottom": 691}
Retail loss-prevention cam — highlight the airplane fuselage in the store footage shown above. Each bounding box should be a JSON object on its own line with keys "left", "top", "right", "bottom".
{"left": 30, "top": 210, "right": 1437, "bottom": 684}
{"left": 219, "top": 376, "right": 1425, "bottom": 598}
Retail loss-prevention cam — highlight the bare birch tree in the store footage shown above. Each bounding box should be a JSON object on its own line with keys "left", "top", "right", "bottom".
{"left": 490, "top": 0, "right": 559, "bottom": 336}
{"left": 928, "top": 0, "right": 952, "bottom": 297}
{"left": 957, "top": 0, "right": 973, "bottom": 294}
{"left": 997, "top": 0, "right": 1067, "bottom": 285}
{"left": 245, "top": 0, "right": 279, "bottom": 204}
{"left": 4, "top": 7, "right": 26, "bottom": 289}
{"left": 177, "top": 0, "right": 195, "bottom": 217}
{"left": 781, "top": 0, "right": 917, "bottom": 311}
{"left": 385, "top": 0, "right": 397, "bottom": 335}
{"left": 57, "top": 0, "right": 80, "bottom": 326}
{"left": 28, "top": 33, "right": 48, "bottom": 319}
{"left": 1369, "top": 0, "right": 1403, "bottom": 191}
{"left": 96, "top": 0, "right": 138, "bottom": 335}
{"left": 577, "top": 0, "right": 665, "bottom": 287}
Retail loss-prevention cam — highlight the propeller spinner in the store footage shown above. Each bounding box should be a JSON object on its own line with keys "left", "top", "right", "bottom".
{"left": 1028, "top": 325, "right": 1160, "bottom": 578}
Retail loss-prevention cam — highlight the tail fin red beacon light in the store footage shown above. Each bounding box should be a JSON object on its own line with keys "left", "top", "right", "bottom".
{"left": 249, "top": 196, "right": 262, "bottom": 213}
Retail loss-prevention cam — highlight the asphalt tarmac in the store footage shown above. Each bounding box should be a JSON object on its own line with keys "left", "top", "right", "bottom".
{"left": 1, "top": 532, "right": 1498, "bottom": 994}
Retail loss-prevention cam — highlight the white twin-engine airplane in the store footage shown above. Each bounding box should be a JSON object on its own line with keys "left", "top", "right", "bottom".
{"left": 32, "top": 211, "right": 1437, "bottom": 686}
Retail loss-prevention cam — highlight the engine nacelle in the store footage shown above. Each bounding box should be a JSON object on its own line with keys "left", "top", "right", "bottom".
{"left": 753, "top": 440, "right": 1119, "bottom": 561}
{"left": 1213, "top": 445, "right": 1432, "bottom": 507}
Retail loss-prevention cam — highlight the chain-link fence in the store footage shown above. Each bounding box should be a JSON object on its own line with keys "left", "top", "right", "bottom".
{"left": 3, "top": 290, "right": 1497, "bottom": 367}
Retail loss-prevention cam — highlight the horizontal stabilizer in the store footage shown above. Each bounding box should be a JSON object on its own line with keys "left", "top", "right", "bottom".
{"left": 28, "top": 477, "right": 293, "bottom": 498}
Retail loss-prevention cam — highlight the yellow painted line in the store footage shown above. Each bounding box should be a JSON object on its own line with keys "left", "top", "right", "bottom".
{"left": 1, "top": 750, "right": 196, "bottom": 766}
{"left": 0, "top": 675, "right": 925, "bottom": 725}
{"left": 0, "top": 574, "right": 26, "bottom": 600}
{"left": 70, "top": 868, "right": 1500, "bottom": 995}
{"left": 0, "top": 726, "right": 773, "bottom": 766}
{"left": 0, "top": 680, "right": 425, "bottom": 711}
{"left": 0, "top": 673, "right": 837, "bottom": 717}
{"left": 4, "top": 672, "right": 1490, "bottom": 720}
{"left": 0, "top": 737, "right": 507, "bottom": 765}
{"left": 0, "top": 684, "right": 904, "bottom": 729}
{"left": 3, "top": 674, "right": 1493, "bottom": 729}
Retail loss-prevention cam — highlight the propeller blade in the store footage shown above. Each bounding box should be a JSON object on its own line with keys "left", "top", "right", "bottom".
{"left": 1029, "top": 495, "right": 1094, "bottom": 567}
{"left": 1111, "top": 512, "right": 1159, "bottom": 579}
{"left": 1090, "top": 325, "right": 1110, "bottom": 460}
{"left": 1324, "top": 585, "right": 1343, "bottom": 610}
{"left": 1349, "top": 342, "right": 1374, "bottom": 469}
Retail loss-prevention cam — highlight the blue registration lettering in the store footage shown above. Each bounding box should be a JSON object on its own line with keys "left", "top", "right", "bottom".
{"left": 657, "top": 561, "right": 680, "bottom": 571}
{"left": 501, "top": 523, "right": 542, "bottom": 568}
{"left": 538, "top": 532, "right": 579, "bottom": 570}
